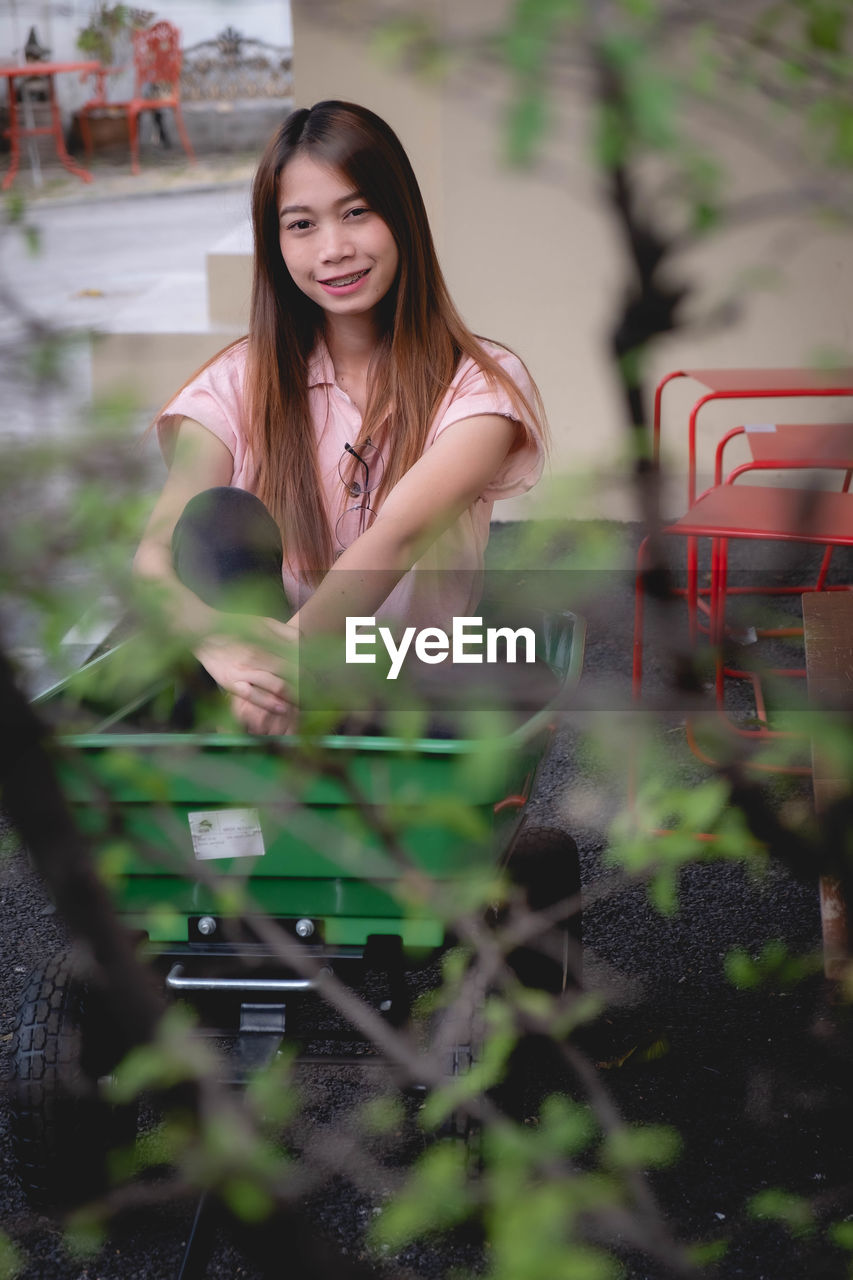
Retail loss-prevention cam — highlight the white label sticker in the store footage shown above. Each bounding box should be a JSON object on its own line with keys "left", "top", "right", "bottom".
{"left": 188, "top": 809, "right": 265, "bottom": 860}
{"left": 744, "top": 422, "right": 777, "bottom": 433}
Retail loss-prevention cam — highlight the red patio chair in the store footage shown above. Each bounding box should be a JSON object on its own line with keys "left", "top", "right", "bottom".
{"left": 78, "top": 20, "right": 195, "bottom": 175}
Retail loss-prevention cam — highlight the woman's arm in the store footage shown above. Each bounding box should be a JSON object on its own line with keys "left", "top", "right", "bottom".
{"left": 134, "top": 417, "right": 296, "bottom": 731}
{"left": 134, "top": 418, "right": 233, "bottom": 634}
{"left": 288, "top": 412, "right": 519, "bottom": 639}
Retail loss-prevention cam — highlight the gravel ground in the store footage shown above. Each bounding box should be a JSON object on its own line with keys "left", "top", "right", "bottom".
{"left": 1, "top": 526, "right": 851, "bottom": 1279}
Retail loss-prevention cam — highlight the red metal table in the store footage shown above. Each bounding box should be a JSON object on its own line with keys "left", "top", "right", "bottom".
{"left": 0, "top": 60, "right": 101, "bottom": 189}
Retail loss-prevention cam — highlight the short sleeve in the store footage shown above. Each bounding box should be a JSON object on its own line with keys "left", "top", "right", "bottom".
{"left": 155, "top": 342, "right": 248, "bottom": 479}
{"left": 433, "top": 346, "right": 545, "bottom": 501}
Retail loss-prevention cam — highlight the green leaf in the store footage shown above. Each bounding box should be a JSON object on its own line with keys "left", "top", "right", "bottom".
{"left": 809, "top": 98, "right": 853, "bottom": 166}
{"left": 618, "top": 0, "right": 659, "bottom": 19}
{"left": 370, "top": 1143, "right": 473, "bottom": 1249}
{"left": 419, "top": 1023, "right": 516, "bottom": 1129}
{"left": 222, "top": 1176, "right": 274, "bottom": 1223}
{"left": 506, "top": 87, "right": 548, "bottom": 165}
{"left": 688, "top": 1238, "right": 729, "bottom": 1265}
{"left": 725, "top": 947, "right": 760, "bottom": 989}
{"left": 244, "top": 1052, "right": 300, "bottom": 1129}
{"left": 725, "top": 941, "right": 821, "bottom": 991}
{"left": 372, "top": 15, "right": 449, "bottom": 79}
{"left": 805, "top": 1, "right": 847, "bottom": 52}
{"left": 132, "top": 1118, "right": 192, "bottom": 1171}
{"left": 627, "top": 68, "right": 678, "bottom": 149}
{"left": 440, "top": 945, "right": 474, "bottom": 989}
{"left": 749, "top": 1188, "right": 814, "bottom": 1236}
{"left": 830, "top": 1219, "right": 853, "bottom": 1250}
{"left": 107, "top": 1005, "right": 212, "bottom": 1101}
{"left": 679, "top": 777, "right": 729, "bottom": 832}
{"left": 487, "top": 1180, "right": 622, "bottom": 1278}
{"left": 688, "top": 22, "right": 721, "bottom": 95}
{"left": 373, "top": 15, "right": 433, "bottom": 61}
{"left": 602, "top": 1123, "right": 681, "bottom": 1170}
{"left": 504, "top": 28, "right": 549, "bottom": 78}
{"left": 648, "top": 866, "right": 678, "bottom": 915}
{"left": 691, "top": 200, "right": 720, "bottom": 234}
{"left": 0, "top": 1232, "right": 25, "bottom": 1279}
{"left": 64, "top": 1209, "right": 108, "bottom": 1260}
{"left": 492, "top": 1243, "right": 620, "bottom": 1279}
{"left": 538, "top": 1093, "right": 598, "bottom": 1156}
{"left": 4, "top": 190, "right": 27, "bottom": 224}
{"left": 782, "top": 56, "right": 809, "bottom": 85}
{"left": 360, "top": 1094, "right": 406, "bottom": 1135}
{"left": 502, "top": 0, "right": 581, "bottom": 77}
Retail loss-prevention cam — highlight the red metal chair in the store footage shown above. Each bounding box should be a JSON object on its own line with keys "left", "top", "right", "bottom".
{"left": 629, "top": 372, "right": 853, "bottom": 844}
{"left": 633, "top": 478, "right": 853, "bottom": 775}
{"left": 78, "top": 21, "right": 195, "bottom": 175}
{"left": 653, "top": 370, "right": 853, "bottom": 641}
{"left": 634, "top": 378, "right": 853, "bottom": 778}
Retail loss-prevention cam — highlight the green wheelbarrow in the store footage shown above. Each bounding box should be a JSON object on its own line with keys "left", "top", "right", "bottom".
{"left": 10, "top": 606, "right": 585, "bottom": 1215}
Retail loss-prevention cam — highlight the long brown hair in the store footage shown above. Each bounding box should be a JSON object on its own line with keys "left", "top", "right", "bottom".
{"left": 246, "top": 101, "right": 547, "bottom": 580}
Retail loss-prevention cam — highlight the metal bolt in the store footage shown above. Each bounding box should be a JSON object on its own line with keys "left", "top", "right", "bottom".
{"left": 197, "top": 916, "right": 217, "bottom": 936}
{"left": 295, "top": 918, "right": 315, "bottom": 938}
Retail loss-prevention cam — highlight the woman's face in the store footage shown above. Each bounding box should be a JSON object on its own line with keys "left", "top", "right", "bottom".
{"left": 278, "top": 154, "right": 399, "bottom": 322}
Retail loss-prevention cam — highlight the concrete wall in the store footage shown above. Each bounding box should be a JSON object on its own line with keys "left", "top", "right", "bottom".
{"left": 292, "top": 0, "right": 853, "bottom": 522}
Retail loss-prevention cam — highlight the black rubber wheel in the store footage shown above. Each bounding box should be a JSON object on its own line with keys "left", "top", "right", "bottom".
{"left": 493, "top": 824, "right": 583, "bottom": 1121}
{"left": 10, "top": 950, "right": 138, "bottom": 1209}
{"left": 502, "top": 823, "right": 582, "bottom": 994}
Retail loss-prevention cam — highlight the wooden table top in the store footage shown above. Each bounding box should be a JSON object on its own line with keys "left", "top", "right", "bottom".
{"left": 803, "top": 592, "right": 853, "bottom": 704}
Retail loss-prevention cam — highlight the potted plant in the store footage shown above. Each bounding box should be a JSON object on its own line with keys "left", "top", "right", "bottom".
{"left": 76, "top": 4, "right": 153, "bottom": 66}
{"left": 71, "top": 5, "right": 154, "bottom": 152}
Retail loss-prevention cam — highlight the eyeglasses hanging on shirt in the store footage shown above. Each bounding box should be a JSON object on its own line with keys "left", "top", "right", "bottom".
{"left": 336, "top": 438, "right": 385, "bottom": 550}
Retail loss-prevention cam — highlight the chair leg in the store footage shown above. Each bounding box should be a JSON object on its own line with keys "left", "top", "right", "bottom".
{"left": 687, "top": 534, "right": 700, "bottom": 641}
{"left": 632, "top": 536, "right": 650, "bottom": 698}
{"left": 815, "top": 468, "right": 852, "bottom": 592}
{"left": 713, "top": 537, "right": 729, "bottom": 706}
{"left": 172, "top": 102, "right": 196, "bottom": 165}
{"left": 128, "top": 108, "right": 140, "bottom": 175}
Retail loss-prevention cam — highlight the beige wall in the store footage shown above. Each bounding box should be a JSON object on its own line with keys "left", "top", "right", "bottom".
{"left": 293, "top": 0, "right": 853, "bottom": 522}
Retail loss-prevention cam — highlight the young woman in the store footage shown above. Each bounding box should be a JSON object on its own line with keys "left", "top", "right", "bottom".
{"left": 134, "top": 101, "right": 548, "bottom": 734}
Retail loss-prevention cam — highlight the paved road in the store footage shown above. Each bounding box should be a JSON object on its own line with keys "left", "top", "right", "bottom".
{"left": 0, "top": 183, "right": 251, "bottom": 445}
{"left": 2, "top": 184, "right": 250, "bottom": 338}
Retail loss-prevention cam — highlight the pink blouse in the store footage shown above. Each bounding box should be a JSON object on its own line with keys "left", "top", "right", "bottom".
{"left": 157, "top": 338, "right": 544, "bottom": 627}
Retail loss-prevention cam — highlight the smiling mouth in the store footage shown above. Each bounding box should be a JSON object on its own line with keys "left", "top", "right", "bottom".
{"left": 320, "top": 269, "right": 370, "bottom": 287}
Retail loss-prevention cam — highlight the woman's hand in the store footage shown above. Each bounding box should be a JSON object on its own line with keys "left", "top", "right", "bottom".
{"left": 229, "top": 694, "right": 296, "bottom": 736}
{"left": 195, "top": 616, "right": 300, "bottom": 735}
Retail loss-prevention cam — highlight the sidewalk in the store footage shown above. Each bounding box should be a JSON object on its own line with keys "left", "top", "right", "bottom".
{"left": 5, "top": 149, "right": 258, "bottom": 208}
{"left": 1, "top": 154, "right": 253, "bottom": 499}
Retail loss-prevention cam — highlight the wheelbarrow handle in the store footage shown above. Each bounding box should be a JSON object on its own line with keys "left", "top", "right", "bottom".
{"left": 165, "top": 963, "right": 319, "bottom": 993}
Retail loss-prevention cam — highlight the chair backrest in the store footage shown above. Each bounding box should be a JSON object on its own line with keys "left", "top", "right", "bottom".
{"left": 132, "top": 20, "right": 183, "bottom": 99}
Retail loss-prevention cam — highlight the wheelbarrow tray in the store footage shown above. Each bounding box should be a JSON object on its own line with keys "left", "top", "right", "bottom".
{"left": 37, "top": 612, "right": 585, "bottom": 953}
